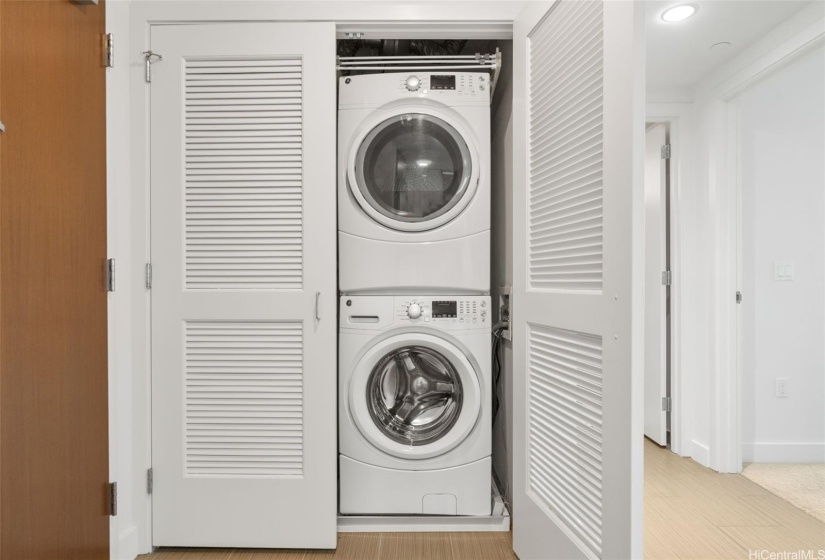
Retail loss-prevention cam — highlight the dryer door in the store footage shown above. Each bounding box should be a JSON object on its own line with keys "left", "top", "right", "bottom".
{"left": 349, "top": 110, "right": 480, "bottom": 232}
{"left": 349, "top": 333, "right": 481, "bottom": 460}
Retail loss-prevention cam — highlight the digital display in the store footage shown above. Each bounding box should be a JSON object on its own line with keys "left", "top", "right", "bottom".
{"left": 432, "top": 301, "right": 457, "bottom": 318}
{"left": 430, "top": 75, "right": 456, "bottom": 90}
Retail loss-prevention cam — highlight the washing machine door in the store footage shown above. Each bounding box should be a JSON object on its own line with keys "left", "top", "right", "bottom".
{"left": 349, "top": 333, "right": 481, "bottom": 460}
{"left": 348, "top": 109, "right": 480, "bottom": 232}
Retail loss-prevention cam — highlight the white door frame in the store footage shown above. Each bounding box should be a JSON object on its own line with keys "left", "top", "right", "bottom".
{"left": 703, "top": 18, "right": 824, "bottom": 474}
{"left": 109, "top": 4, "right": 520, "bottom": 558}
{"left": 644, "top": 105, "right": 690, "bottom": 457}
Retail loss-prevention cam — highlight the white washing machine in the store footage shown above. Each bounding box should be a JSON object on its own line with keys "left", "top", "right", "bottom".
{"left": 339, "top": 295, "right": 492, "bottom": 515}
{"left": 338, "top": 72, "right": 490, "bottom": 295}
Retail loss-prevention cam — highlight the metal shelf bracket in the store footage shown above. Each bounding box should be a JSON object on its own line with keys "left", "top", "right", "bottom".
{"left": 337, "top": 47, "right": 503, "bottom": 96}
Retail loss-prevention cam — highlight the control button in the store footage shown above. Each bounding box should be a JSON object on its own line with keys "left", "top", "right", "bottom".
{"left": 405, "top": 75, "right": 421, "bottom": 91}
{"left": 481, "top": 301, "right": 487, "bottom": 307}
{"left": 481, "top": 311, "right": 487, "bottom": 318}
{"left": 407, "top": 303, "right": 422, "bottom": 319}
{"left": 479, "top": 84, "right": 486, "bottom": 91}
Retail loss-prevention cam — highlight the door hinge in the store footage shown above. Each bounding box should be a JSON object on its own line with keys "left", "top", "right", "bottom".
{"left": 661, "top": 144, "right": 672, "bottom": 160}
{"left": 109, "top": 482, "right": 118, "bottom": 516}
{"left": 145, "top": 263, "right": 153, "bottom": 289}
{"left": 662, "top": 270, "right": 672, "bottom": 286}
{"left": 104, "top": 33, "right": 114, "bottom": 68}
{"left": 147, "top": 468, "right": 153, "bottom": 495}
{"left": 736, "top": 291, "right": 743, "bottom": 304}
{"left": 106, "top": 258, "right": 116, "bottom": 292}
{"left": 662, "top": 396, "right": 672, "bottom": 413}
{"left": 142, "top": 51, "right": 163, "bottom": 83}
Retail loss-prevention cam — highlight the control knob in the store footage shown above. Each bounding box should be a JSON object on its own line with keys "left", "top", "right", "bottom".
{"left": 407, "top": 303, "right": 422, "bottom": 319}
{"left": 405, "top": 75, "right": 421, "bottom": 92}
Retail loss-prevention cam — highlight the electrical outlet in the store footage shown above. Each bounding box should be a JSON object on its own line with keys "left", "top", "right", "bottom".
{"left": 776, "top": 378, "right": 789, "bottom": 398}
{"left": 498, "top": 286, "right": 512, "bottom": 341}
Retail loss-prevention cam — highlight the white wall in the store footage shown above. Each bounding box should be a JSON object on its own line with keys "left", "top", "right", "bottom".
{"left": 647, "top": 1, "right": 824, "bottom": 471}
{"left": 739, "top": 46, "right": 825, "bottom": 464}
{"left": 490, "top": 41, "right": 513, "bottom": 508}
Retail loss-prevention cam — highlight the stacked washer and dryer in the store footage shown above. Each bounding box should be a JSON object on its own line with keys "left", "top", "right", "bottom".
{"left": 338, "top": 71, "right": 493, "bottom": 516}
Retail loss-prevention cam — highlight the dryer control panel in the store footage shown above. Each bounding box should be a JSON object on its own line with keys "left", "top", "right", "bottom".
{"left": 338, "top": 72, "right": 491, "bottom": 107}
{"left": 340, "top": 296, "right": 491, "bottom": 332}
{"left": 394, "top": 73, "right": 488, "bottom": 97}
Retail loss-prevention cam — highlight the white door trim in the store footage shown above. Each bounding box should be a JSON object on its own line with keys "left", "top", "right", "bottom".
{"left": 702, "top": 15, "right": 824, "bottom": 474}
{"left": 644, "top": 104, "right": 691, "bottom": 458}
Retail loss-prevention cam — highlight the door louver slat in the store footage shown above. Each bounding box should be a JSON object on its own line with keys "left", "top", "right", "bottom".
{"left": 184, "top": 58, "right": 303, "bottom": 290}
{"left": 529, "top": 0, "right": 604, "bottom": 292}
{"left": 528, "top": 323, "right": 603, "bottom": 557}
{"left": 185, "top": 322, "right": 303, "bottom": 477}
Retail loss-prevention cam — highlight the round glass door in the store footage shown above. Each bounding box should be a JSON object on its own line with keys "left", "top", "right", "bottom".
{"left": 367, "top": 346, "right": 463, "bottom": 446}
{"left": 354, "top": 113, "right": 473, "bottom": 224}
{"left": 348, "top": 332, "right": 481, "bottom": 460}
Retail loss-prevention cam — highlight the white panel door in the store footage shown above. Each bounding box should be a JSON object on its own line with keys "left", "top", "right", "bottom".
{"left": 512, "top": 2, "right": 644, "bottom": 559}
{"left": 644, "top": 124, "right": 668, "bottom": 446}
{"left": 149, "top": 23, "right": 337, "bottom": 548}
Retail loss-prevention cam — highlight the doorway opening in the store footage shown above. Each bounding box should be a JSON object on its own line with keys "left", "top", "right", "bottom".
{"left": 644, "top": 121, "right": 673, "bottom": 450}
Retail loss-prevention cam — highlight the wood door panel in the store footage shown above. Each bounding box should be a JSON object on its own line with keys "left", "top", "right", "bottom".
{"left": 0, "top": 1, "right": 109, "bottom": 559}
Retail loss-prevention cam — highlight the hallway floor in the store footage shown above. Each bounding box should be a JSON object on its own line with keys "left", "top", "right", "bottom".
{"left": 141, "top": 441, "right": 825, "bottom": 559}
{"left": 644, "top": 438, "right": 825, "bottom": 559}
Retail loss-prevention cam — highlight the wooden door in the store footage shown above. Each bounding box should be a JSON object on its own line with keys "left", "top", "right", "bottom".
{"left": 511, "top": 1, "right": 644, "bottom": 558}
{"left": 0, "top": 1, "right": 109, "bottom": 560}
{"left": 149, "top": 23, "right": 338, "bottom": 548}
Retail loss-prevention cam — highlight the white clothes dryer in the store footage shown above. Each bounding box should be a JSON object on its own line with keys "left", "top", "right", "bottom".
{"left": 338, "top": 72, "right": 490, "bottom": 294}
{"left": 339, "top": 295, "right": 492, "bottom": 515}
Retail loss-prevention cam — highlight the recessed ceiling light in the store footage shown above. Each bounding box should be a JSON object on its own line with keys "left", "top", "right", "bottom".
{"left": 661, "top": 4, "right": 697, "bottom": 22}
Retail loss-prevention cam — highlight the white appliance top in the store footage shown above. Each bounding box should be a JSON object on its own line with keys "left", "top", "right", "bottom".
{"left": 338, "top": 72, "right": 491, "bottom": 108}
{"left": 340, "top": 295, "right": 491, "bottom": 332}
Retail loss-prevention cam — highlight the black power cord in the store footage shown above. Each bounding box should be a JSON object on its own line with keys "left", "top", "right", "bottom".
{"left": 491, "top": 319, "right": 509, "bottom": 424}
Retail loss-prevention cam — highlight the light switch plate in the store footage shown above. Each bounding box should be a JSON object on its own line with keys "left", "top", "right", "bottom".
{"left": 774, "top": 261, "right": 794, "bottom": 281}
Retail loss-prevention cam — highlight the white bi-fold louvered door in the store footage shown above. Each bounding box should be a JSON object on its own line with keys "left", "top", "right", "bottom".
{"left": 512, "top": 2, "right": 644, "bottom": 559}
{"left": 149, "top": 23, "right": 336, "bottom": 548}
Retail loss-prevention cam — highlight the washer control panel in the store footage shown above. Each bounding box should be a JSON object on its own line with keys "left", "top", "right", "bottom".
{"left": 396, "top": 296, "right": 489, "bottom": 326}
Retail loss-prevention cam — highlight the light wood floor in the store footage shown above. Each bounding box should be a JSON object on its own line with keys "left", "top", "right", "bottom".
{"left": 140, "top": 441, "right": 825, "bottom": 560}
{"left": 644, "top": 438, "right": 824, "bottom": 559}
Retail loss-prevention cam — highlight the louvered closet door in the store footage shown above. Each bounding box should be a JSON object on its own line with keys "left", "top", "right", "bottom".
{"left": 149, "top": 23, "right": 336, "bottom": 548}
{"left": 511, "top": 2, "right": 644, "bottom": 559}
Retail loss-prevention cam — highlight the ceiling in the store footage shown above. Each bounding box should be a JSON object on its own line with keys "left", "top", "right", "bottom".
{"left": 646, "top": 0, "right": 813, "bottom": 87}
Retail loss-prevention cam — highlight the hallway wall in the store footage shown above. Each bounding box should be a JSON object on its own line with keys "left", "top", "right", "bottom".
{"left": 739, "top": 45, "right": 825, "bottom": 463}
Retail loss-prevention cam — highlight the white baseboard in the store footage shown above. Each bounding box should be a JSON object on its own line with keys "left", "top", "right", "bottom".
{"left": 690, "top": 439, "right": 711, "bottom": 468}
{"left": 742, "top": 442, "right": 825, "bottom": 463}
